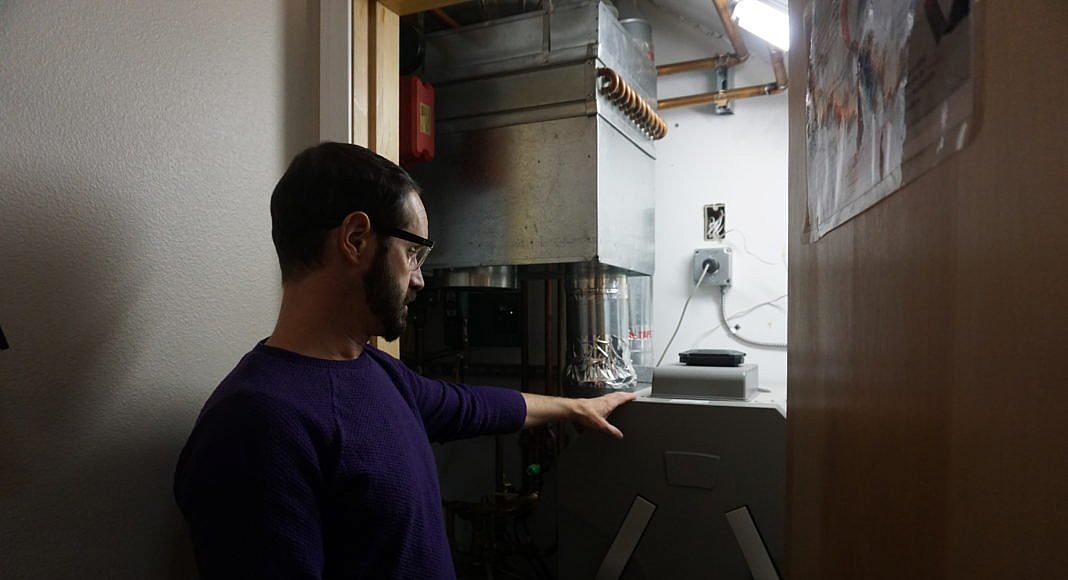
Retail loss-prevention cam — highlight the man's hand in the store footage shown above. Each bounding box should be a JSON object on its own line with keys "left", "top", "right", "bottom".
{"left": 522, "top": 391, "right": 638, "bottom": 439}
{"left": 568, "top": 392, "right": 638, "bottom": 439}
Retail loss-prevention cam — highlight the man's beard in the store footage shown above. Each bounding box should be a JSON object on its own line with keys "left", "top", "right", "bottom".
{"left": 363, "top": 246, "right": 412, "bottom": 341}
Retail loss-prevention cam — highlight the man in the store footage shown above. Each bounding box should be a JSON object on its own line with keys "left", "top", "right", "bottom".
{"left": 174, "top": 142, "right": 634, "bottom": 578}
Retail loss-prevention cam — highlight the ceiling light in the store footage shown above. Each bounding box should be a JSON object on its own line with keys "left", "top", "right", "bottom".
{"left": 733, "top": 0, "right": 790, "bottom": 51}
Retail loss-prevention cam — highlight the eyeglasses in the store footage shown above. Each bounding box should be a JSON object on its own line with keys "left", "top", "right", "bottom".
{"left": 384, "top": 228, "right": 434, "bottom": 271}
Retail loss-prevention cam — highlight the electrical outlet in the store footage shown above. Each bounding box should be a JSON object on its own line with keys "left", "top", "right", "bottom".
{"left": 704, "top": 204, "right": 726, "bottom": 241}
{"left": 693, "top": 247, "right": 733, "bottom": 287}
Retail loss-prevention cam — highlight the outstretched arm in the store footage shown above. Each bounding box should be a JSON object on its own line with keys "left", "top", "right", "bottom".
{"left": 522, "top": 392, "right": 637, "bottom": 439}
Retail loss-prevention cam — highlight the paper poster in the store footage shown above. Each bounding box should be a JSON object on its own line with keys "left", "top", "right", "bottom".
{"left": 805, "top": 0, "right": 979, "bottom": 240}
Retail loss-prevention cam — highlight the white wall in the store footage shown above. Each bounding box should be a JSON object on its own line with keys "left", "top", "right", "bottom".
{"left": 646, "top": 2, "right": 790, "bottom": 394}
{"left": 0, "top": 1, "right": 319, "bottom": 576}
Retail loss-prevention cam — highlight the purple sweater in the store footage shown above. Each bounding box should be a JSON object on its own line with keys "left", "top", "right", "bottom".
{"left": 174, "top": 341, "right": 526, "bottom": 579}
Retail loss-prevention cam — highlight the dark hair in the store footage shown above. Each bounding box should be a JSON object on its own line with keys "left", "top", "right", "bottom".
{"left": 270, "top": 142, "right": 421, "bottom": 282}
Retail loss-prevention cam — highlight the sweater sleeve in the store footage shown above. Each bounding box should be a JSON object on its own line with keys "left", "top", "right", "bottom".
{"left": 388, "top": 358, "right": 527, "bottom": 443}
{"left": 174, "top": 392, "right": 325, "bottom": 579}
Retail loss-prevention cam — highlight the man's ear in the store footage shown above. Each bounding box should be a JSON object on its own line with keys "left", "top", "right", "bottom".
{"left": 337, "top": 211, "right": 373, "bottom": 267}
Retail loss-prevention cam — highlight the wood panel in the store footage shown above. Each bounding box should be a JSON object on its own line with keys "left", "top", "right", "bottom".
{"left": 369, "top": 1, "right": 399, "bottom": 163}
{"left": 367, "top": 0, "right": 401, "bottom": 358}
{"left": 787, "top": 1, "right": 1068, "bottom": 578}
{"left": 332, "top": 0, "right": 401, "bottom": 356}
{"left": 352, "top": 0, "right": 370, "bottom": 147}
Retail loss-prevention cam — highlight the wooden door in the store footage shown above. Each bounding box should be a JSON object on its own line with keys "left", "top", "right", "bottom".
{"left": 787, "top": 1, "right": 1067, "bottom": 578}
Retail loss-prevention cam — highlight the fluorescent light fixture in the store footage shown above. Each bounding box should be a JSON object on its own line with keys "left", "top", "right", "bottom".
{"left": 733, "top": 0, "right": 790, "bottom": 51}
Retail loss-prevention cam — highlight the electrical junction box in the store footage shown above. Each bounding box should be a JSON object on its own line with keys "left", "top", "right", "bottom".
{"left": 400, "top": 75, "right": 435, "bottom": 166}
{"left": 693, "top": 247, "right": 732, "bottom": 287}
{"left": 704, "top": 203, "right": 726, "bottom": 240}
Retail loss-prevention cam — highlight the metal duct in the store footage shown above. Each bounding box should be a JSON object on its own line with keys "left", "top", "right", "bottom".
{"left": 430, "top": 266, "right": 519, "bottom": 289}
{"left": 412, "top": 0, "right": 657, "bottom": 276}
{"left": 564, "top": 263, "right": 637, "bottom": 397}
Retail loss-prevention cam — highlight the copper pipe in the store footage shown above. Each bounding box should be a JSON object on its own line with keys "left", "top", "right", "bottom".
{"left": 713, "top": 0, "right": 749, "bottom": 62}
{"left": 770, "top": 49, "right": 788, "bottom": 88}
{"left": 658, "top": 81, "right": 785, "bottom": 110}
{"left": 597, "top": 68, "right": 668, "bottom": 139}
{"left": 432, "top": 8, "right": 462, "bottom": 30}
{"left": 656, "top": 0, "right": 749, "bottom": 77}
{"left": 657, "top": 54, "right": 744, "bottom": 76}
{"left": 658, "top": 30, "right": 789, "bottom": 110}
{"left": 656, "top": 0, "right": 790, "bottom": 112}
{"left": 659, "top": 50, "right": 788, "bottom": 110}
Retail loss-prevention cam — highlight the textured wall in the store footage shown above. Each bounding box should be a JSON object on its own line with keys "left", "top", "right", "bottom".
{"left": 0, "top": 1, "right": 319, "bottom": 576}
{"left": 647, "top": 1, "right": 789, "bottom": 394}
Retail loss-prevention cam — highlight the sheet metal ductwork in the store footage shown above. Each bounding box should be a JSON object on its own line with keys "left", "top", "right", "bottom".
{"left": 411, "top": 0, "right": 657, "bottom": 395}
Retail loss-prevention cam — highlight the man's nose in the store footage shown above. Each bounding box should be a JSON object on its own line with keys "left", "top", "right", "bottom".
{"left": 410, "top": 267, "right": 425, "bottom": 293}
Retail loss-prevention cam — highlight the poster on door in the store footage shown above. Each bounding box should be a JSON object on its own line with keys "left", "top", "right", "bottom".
{"left": 804, "top": 0, "right": 979, "bottom": 241}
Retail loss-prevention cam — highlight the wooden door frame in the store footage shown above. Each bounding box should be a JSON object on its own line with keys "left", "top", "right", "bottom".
{"left": 320, "top": 0, "right": 459, "bottom": 355}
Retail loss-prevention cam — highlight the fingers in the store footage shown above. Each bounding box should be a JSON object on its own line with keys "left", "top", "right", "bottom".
{"left": 573, "top": 394, "right": 636, "bottom": 439}
{"left": 602, "top": 391, "right": 638, "bottom": 412}
{"left": 601, "top": 419, "right": 624, "bottom": 439}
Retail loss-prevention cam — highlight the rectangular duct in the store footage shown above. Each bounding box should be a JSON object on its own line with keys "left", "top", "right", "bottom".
{"left": 410, "top": 0, "right": 657, "bottom": 276}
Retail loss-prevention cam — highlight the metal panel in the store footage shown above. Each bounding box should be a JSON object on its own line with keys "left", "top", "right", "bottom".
{"left": 595, "top": 1, "right": 656, "bottom": 100}
{"left": 414, "top": 0, "right": 656, "bottom": 275}
{"left": 557, "top": 398, "right": 786, "bottom": 579}
{"left": 596, "top": 117, "right": 655, "bottom": 274}
{"left": 434, "top": 61, "right": 592, "bottom": 123}
{"left": 436, "top": 101, "right": 592, "bottom": 134}
{"left": 594, "top": 82, "right": 657, "bottom": 158}
{"left": 411, "top": 114, "right": 654, "bottom": 275}
{"left": 549, "top": 1, "right": 603, "bottom": 58}
{"left": 423, "top": 10, "right": 550, "bottom": 83}
{"left": 424, "top": 2, "right": 601, "bottom": 85}
{"left": 412, "top": 116, "right": 600, "bottom": 269}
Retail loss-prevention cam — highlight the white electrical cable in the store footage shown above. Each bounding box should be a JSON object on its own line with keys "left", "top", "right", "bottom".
{"left": 690, "top": 293, "right": 787, "bottom": 343}
{"left": 725, "top": 229, "right": 783, "bottom": 267}
{"left": 707, "top": 215, "right": 725, "bottom": 240}
{"left": 718, "top": 286, "right": 788, "bottom": 349}
{"left": 656, "top": 262, "right": 711, "bottom": 367}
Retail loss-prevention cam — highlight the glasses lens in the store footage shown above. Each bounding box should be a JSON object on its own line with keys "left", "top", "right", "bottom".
{"left": 413, "top": 245, "right": 432, "bottom": 270}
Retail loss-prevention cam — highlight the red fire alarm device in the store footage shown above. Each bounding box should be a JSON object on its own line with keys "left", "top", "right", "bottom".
{"left": 400, "top": 75, "right": 434, "bottom": 166}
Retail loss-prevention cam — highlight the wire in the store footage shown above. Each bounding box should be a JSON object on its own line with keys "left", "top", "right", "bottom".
{"left": 726, "top": 292, "right": 788, "bottom": 319}
{"left": 656, "top": 262, "right": 711, "bottom": 367}
{"left": 718, "top": 286, "right": 788, "bottom": 349}
{"left": 707, "top": 214, "right": 725, "bottom": 240}
{"left": 690, "top": 293, "right": 787, "bottom": 343}
{"left": 725, "top": 229, "right": 783, "bottom": 267}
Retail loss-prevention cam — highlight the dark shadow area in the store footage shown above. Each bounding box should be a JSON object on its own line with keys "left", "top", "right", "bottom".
{"left": 0, "top": 167, "right": 171, "bottom": 575}
{"left": 0, "top": 2, "right": 321, "bottom": 575}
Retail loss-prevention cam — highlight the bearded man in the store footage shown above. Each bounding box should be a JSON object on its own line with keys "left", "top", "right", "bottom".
{"left": 174, "top": 142, "right": 633, "bottom": 579}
